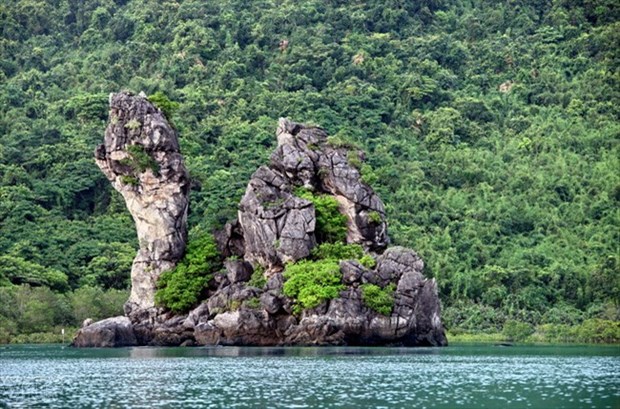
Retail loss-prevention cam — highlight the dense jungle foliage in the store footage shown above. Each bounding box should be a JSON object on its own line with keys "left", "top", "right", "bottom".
{"left": 0, "top": 0, "right": 618, "bottom": 343}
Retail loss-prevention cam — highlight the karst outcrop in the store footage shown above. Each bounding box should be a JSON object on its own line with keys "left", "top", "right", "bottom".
{"left": 73, "top": 95, "right": 446, "bottom": 348}
{"left": 93, "top": 92, "right": 190, "bottom": 313}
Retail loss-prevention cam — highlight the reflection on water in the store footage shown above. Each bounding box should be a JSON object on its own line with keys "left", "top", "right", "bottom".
{"left": 128, "top": 345, "right": 444, "bottom": 359}
{"left": 1, "top": 344, "right": 618, "bottom": 408}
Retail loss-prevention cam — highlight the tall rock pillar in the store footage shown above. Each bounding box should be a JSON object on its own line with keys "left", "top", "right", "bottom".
{"left": 95, "top": 92, "right": 189, "bottom": 313}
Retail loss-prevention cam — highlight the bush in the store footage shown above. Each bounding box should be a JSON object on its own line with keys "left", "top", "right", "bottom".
{"left": 0, "top": 255, "right": 68, "bottom": 291}
{"left": 358, "top": 254, "right": 376, "bottom": 269}
{"left": 442, "top": 300, "right": 507, "bottom": 333}
{"left": 310, "top": 242, "right": 376, "bottom": 268}
{"left": 148, "top": 91, "right": 179, "bottom": 121}
{"left": 534, "top": 320, "right": 620, "bottom": 344}
{"left": 11, "top": 327, "right": 78, "bottom": 344}
{"left": 283, "top": 259, "right": 344, "bottom": 314}
{"left": 361, "top": 283, "right": 395, "bottom": 315}
{"left": 575, "top": 319, "right": 620, "bottom": 344}
{"left": 502, "top": 320, "right": 534, "bottom": 342}
{"left": 311, "top": 242, "right": 363, "bottom": 261}
{"left": 247, "top": 265, "right": 267, "bottom": 289}
{"left": 244, "top": 297, "right": 261, "bottom": 309}
{"left": 295, "top": 188, "right": 348, "bottom": 243}
{"left": 124, "top": 144, "right": 160, "bottom": 175}
{"left": 541, "top": 305, "right": 584, "bottom": 326}
{"left": 70, "top": 286, "right": 127, "bottom": 323}
{"left": 155, "top": 231, "right": 221, "bottom": 313}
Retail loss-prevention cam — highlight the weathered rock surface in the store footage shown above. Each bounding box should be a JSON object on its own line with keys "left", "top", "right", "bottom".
{"left": 71, "top": 316, "right": 137, "bottom": 347}
{"left": 269, "top": 118, "right": 388, "bottom": 252}
{"left": 74, "top": 116, "right": 446, "bottom": 348}
{"left": 238, "top": 165, "right": 316, "bottom": 270}
{"left": 94, "top": 92, "right": 189, "bottom": 311}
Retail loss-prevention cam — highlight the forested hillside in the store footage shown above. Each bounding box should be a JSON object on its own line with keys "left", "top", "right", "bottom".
{"left": 1, "top": 0, "right": 618, "bottom": 343}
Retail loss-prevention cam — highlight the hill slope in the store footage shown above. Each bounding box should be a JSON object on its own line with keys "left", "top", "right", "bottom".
{"left": 0, "top": 0, "right": 618, "bottom": 342}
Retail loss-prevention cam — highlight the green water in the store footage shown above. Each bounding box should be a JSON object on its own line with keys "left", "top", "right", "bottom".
{"left": 0, "top": 344, "right": 618, "bottom": 408}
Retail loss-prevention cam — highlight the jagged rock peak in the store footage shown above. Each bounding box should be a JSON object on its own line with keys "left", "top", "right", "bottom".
{"left": 234, "top": 118, "right": 389, "bottom": 271}
{"left": 94, "top": 92, "right": 189, "bottom": 312}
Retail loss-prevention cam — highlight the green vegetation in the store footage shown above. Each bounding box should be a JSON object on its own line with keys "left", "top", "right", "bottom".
{"left": 124, "top": 144, "right": 160, "bottom": 175}
{"left": 244, "top": 297, "right": 261, "bottom": 309}
{"left": 155, "top": 230, "right": 221, "bottom": 313}
{"left": 283, "top": 260, "right": 344, "bottom": 315}
{"left": 120, "top": 175, "right": 139, "bottom": 186}
{"left": 502, "top": 320, "right": 535, "bottom": 342}
{"left": 311, "top": 242, "right": 363, "bottom": 261}
{"left": 247, "top": 265, "right": 267, "bottom": 289}
{"left": 368, "top": 211, "right": 382, "bottom": 225}
{"left": 124, "top": 119, "right": 141, "bottom": 131}
{"left": 449, "top": 319, "right": 620, "bottom": 344}
{"left": 0, "top": 255, "right": 68, "bottom": 291}
{"left": 361, "top": 283, "right": 396, "bottom": 315}
{"left": 0, "top": 0, "right": 618, "bottom": 341}
{"left": 0, "top": 285, "right": 127, "bottom": 344}
{"left": 295, "top": 188, "right": 348, "bottom": 243}
{"left": 284, "top": 243, "right": 379, "bottom": 314}
{"left": 310, "top": 242, "right": 376, "bottom": 268}
{"left": 148, "top": 91, "right": 180, "bottom": 121}
{"left": 358, "top": 254, "right": 376, "bottom": 269}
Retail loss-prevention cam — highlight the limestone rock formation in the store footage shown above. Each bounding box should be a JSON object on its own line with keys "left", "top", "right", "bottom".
{"left": 94, "top": 92, "right": 189, "bottom": 312}
{"left": 73, "top": 116, "right": 446, "bottom": 348}
{"left": 235, "top": 118, "right": 388, "bottom": 273}
{"left": 71, "top": 316, "right": 137, "bottom": 348}
{"left": 270, "top": 119, "right": 389, "bottom": 251}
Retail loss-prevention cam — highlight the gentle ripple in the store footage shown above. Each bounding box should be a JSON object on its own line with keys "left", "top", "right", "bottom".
{"left": 0, "top": 344, "right": 618, "bottom": 408}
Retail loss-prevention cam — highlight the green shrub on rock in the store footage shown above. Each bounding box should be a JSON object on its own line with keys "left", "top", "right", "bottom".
{"left": 148, "top": 91, "right": 179, "bottom": 121}
{"left": 283, "top": 260, "right": 344, "bottom": 314}
{"left": 247, "top": 265, "right": 267, "bottom": 289}
{"left": 502, "top": 320, "right": 534, "bottom": 342}
{"left": 294, "top": 188, "right": 348, "bottom": 243}
{"left": 155, "top": 231, "right": 221, "bottom": 313}
{"left": 361, "top": 283, "right": 395, "bottom": 315}
{"left": 311, "top": 242, "right": 364, "bottom": 261}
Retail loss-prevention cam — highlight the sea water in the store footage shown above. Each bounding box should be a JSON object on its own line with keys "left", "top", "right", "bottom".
{"left": 0, "top": 344, "right": 618, "bottom": 408}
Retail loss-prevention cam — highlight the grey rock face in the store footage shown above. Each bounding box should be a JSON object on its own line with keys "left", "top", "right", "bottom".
{"left": 270, "top": 118, "right": 389, "bottom": 251}
{"left": 71, "top": 316, "right": 137, "bottom": 348}
{"left": 225, "top": 260, "right": 253, "bottom": 284}
{"left": 238, "top": 118, "right": 390, "bottom": 273}
{"left": 94, "top": 92, "right": 189, "bottom": 311}
{"left": 238, "top": 166, "right": 316, "bottom": 270}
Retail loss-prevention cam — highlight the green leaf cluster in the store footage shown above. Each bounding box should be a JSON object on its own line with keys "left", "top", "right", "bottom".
{"left": 295, "top": 188, "right": 348, "bottom": 244}
{"left": 283, "top": 260, "right": 344, "bottom": 315}
{"left": 311, "top": 242, "right": 376, "bottom": 268}
{"left": 124, "top": 144, "right": 160, "bottom": 175}
{"left": 247, "top": 265, "right": 267, "bottom": 289}
{"left": 361, "top": 283, "right": 396, "bottom": 316}
{"left": 311, "top": 242, "right": 363, "bottom": 261}
{"left": 148, "top": 91, "right": 180, "bottom": 121}
{"left": 0, "top": 285, "right": 127, "bottom": 344}
{"left": 155, "top": 231, "right": 221, "bottom": 313}
{"left": 0, "top": 255, "right": 68, "bottom": 291}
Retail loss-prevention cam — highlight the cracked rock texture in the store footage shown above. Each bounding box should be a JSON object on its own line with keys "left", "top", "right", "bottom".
{"left": 270, "top": 118, "right": 389, "bottom": 251}
{"left": 73, "top": 117, "right": 446, "bottom": 347}
{"left": 94, "top": 92, "right": 189, "bottom": 311}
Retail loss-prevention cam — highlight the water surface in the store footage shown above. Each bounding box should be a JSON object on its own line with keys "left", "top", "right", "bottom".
{"left": 1, "top": 344, "right": 618, "bottom": 408}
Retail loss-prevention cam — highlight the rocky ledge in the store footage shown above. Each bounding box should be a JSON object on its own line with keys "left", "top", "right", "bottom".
{"left": 72, "top": 94, "right": 447, "bottom": 347}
